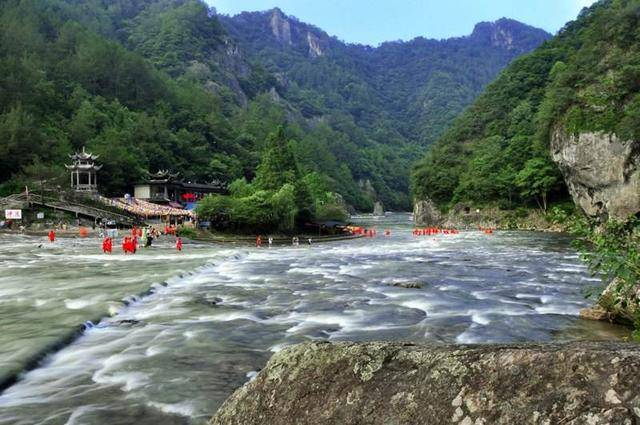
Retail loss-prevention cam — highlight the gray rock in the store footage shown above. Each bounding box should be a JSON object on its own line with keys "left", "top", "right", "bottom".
{"left": 390, "top": 282, "right": 423, "bottom": 289}
{"left": 270, "top": 8, "right": 292, "bottom": 45}
{"left": 413, "top": 198, "right": 442, "bottom": 226}
{"left": 551, "top": 129, "right": 640, "bottom": 220}
{"left": 596, "top": 278, "right": 640, "bottom": 325}
{"left": 211, "top": 341, "right": 640, "bottom": 425}
{"left": 373, "top": 201, "right": 385, "bottom": 217}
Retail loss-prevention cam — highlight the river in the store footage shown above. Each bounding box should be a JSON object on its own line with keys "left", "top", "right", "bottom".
{"left": 0, "top": 214, "right": 627, "bottom": 424}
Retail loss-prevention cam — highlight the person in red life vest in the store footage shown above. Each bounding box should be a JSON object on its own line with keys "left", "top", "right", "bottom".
{"left": 164, "top": 225, "right": 170, "bottom": 236}
{"left": 122, "top": 236, "right": 129, "bottom": 254}
{"left": 256, "top": 235, "right": 262, "bottom": 248}
{"left": 131, "top": 226, "right": 137, "bottom": 237}
{"left": 102, "top": 237, "right": 109, "bottom": 253}
{"left": 137, "top": 228, "right": 142, "bottom": 237}
{"left": 48, "top": 230, "right": 55, "bottom": 243}
{"left": 176, "top": 237, "right": 183, "bottom": 252}
{"left": 132, "top": 236, "right": 138, "bottom": 254}
{"left": 106, "top": 237, "right": 113, "bottom": 254}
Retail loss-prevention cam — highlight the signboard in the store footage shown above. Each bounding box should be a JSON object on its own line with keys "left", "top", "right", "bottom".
{"left": 36, "top": 212, "right": 45, "bottom": 219}
{"left": 4, "top": 209, "right": 22, "bottom": 219}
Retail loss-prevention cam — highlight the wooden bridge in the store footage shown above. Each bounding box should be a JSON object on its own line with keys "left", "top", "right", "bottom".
{"left": 0, "top": 192, "right": 138, "bottom": 226}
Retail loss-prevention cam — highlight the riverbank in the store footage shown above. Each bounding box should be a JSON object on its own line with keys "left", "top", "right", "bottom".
{"left": 441, "top": 206, "right": 572, "bottom": 233}
{"left": 190, "top": 230, "right": 363, "bottom": 245}
{"left": 413, "top": 199, "right": 576, "bottom": 233}
{"left": 211, "top": 340, "right": 640, "bottom": 425}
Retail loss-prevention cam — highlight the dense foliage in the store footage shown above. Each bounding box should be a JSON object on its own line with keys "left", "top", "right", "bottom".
{"left": 571, "top": 216, "right": 640, "bottom": 337}
{"left": 412, "top": 0, "right": 640, "bottom": 211}
{"left": 0, "top": 0, "right": 248, "bottom": 196}
{"left": 197, "top": 127, "right": 347, "bottom": 233}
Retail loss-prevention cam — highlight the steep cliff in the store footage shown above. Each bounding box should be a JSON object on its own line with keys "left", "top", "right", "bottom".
{"left": 551, "top": 129, "right": 640, "bottom": 220}
{"left": 211, "top": 341, "right": 640, "bottom": 425}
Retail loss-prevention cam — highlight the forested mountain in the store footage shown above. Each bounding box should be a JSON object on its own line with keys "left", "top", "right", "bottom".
{"left": 412, "top": 0, "right": 640, "bottom": 212}
{"left": 222, "top": 10, "right": 550, "bottom": 208}
{"left": 0, "top": 0, "right": 549, "bottom": 211}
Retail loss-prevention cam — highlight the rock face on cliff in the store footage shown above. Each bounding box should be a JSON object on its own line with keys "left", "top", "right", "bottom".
{"left": 211, "top": 341, "right": 640, "bottom": 425}
{"left": 413, "top": 198, "right": 442, "bottom": 226}
{"left": 551, "top": 129, "right": 640, "bottom": 221}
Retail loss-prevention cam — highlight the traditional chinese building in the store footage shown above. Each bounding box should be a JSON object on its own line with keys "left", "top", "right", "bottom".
{"left": 133, "top": 170, "right": 226, "bottom": 204}
{"left": 65, "top": 147, "right": 102, "bottom": 192}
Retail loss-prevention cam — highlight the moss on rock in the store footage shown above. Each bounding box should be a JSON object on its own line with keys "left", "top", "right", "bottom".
{"left": 211, "top": 341, "right": 640, "bottom": 425}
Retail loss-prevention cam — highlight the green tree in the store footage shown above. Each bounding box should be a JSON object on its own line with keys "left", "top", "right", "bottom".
{"left": 515, "top": 157, "right": 561, "bottom": 212}
{"left": 254, "top": 126, "right": 299, "bottom": 191}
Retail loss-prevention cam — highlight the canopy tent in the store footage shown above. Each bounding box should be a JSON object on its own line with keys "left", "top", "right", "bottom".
{"left": 97, "top": 195, "right": 195, "bottom": 219}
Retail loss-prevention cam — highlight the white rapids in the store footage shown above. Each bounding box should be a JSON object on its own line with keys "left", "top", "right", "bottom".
{"left": 0, "top": 215, "right": 627, "bottom": 424}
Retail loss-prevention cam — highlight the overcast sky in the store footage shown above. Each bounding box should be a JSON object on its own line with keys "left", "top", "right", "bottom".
{"left": 206, "top": 0, "right": 598, "bottom": 45}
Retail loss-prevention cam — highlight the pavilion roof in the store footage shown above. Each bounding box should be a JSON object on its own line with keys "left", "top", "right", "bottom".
{"left": 68, "top": 146, "right": 99, "bottom": 161}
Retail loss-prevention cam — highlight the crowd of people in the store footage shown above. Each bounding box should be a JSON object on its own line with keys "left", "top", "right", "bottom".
{"left": 108, "top": 225, "right": 183, "bottom": 254}
{"left": 43, "top": 224, "right": 185, "bottom": 254}
{"left": 44, "top": 223, "right": 498, "bottom": 254}
{"left": 412, "top": 227, "right": 460, "bottom": 236}
{"left": 254, "top": 235, "right": 316, "bottom": 248}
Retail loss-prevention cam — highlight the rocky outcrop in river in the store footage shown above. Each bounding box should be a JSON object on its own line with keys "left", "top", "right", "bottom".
{"left": 413, "top": 198, "right": 442, "bottom": 226}
{"left": 551, "top": 129, "right": 640, "bottom": 221}
{"left": 373, "top": 201, "right": 385, "bottom": 217}
{"left": 211, "top": 341, "right": 640, "bottom": 425}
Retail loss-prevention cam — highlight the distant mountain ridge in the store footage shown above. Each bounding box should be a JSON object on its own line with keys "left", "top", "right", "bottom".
{"left": 219, "top": 8, "right": 550, "bottom": 208}
{"left": 221, "top": 10, "right": 551, "bottom": 143}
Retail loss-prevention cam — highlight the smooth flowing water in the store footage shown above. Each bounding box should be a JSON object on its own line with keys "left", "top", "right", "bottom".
{"left": 0, "top": 215, "right": 627, "bottom": 424}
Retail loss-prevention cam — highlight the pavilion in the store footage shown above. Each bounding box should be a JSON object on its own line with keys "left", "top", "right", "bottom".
{"left": 65, "top": 147, "right": 102, "bottom": 192}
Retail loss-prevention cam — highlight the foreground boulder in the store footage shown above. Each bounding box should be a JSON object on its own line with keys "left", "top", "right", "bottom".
{"left": 211, "top": 341, "right": 640, "bottom": 425}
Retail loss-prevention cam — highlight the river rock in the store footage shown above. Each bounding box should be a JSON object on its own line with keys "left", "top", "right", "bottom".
{"left": 413, "top": 198, "right": 442, "bottom": 226}
{"left": 373, "top": 201, "right": 385, "bottom": 217}
{"left": 211, "top": 341, "right": 640, "bottom": 425}
{"left": 390, "top": 282, "right": 423, "bottom": 289}
{"left": 551, "top": 129, "right": 640, "bottom": 220}
{"left": 595, "top": 278, "right": 640, "bottom": 325}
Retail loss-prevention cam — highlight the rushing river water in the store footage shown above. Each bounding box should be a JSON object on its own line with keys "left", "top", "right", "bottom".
{"left": 0, "top": 215, "right": 628, "bottom": 424}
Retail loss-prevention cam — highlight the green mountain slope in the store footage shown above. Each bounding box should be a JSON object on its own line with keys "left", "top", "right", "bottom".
{"left": 0, "top": 0, "right": 549, "bottom": 212}
{"left": 222, "top": 10, "right": 550, "bottom": 208}
{"left": 412, "top": 0, "right": 640, "bottom": 211}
